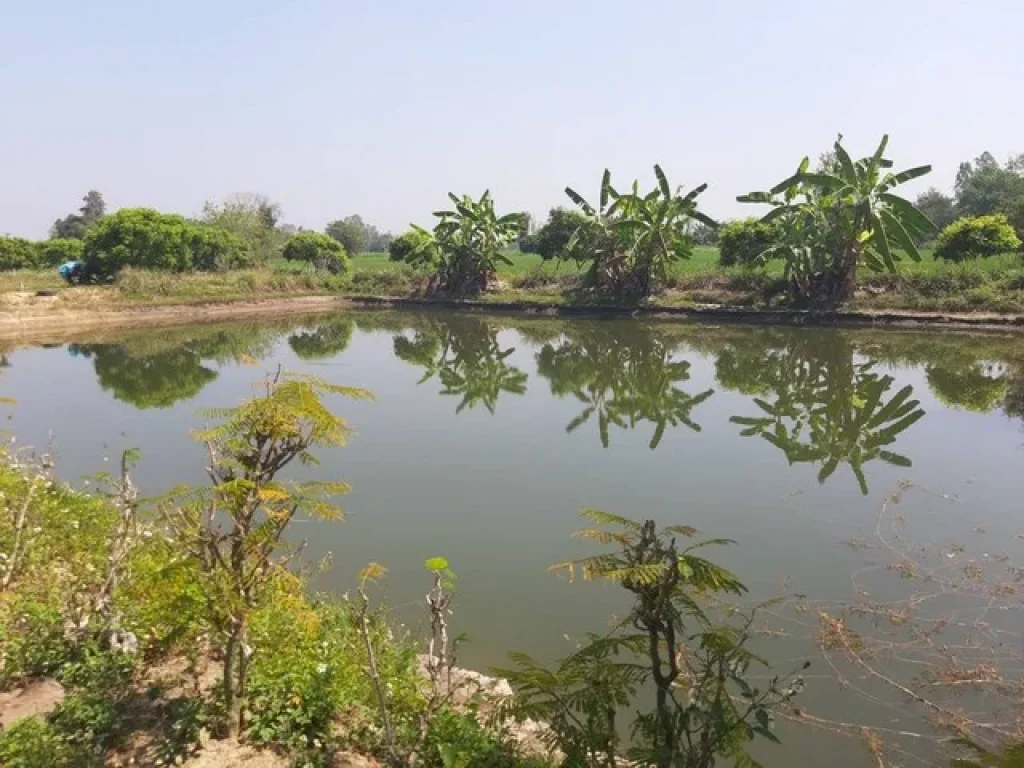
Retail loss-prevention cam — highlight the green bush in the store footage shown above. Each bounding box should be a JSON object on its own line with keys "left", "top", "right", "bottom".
{"left": 187, "top": 225, "right": 253, "bottom": 271}
{"left": 0, "top": 717, "right": 72, "bottom": 768}
{"left": 282, "top": 231, "right": 349, "bottom": 274}
{"left": 388, "top": 229, "right": 437, "bottom": 264}
{"left": 34, "top": 238, "right": 84, "bottom": 268}
{"left": 532, "top": 207, "right": 591, "bottom": 261}
{"left": 422, "top": 708, "right": 543, "bottom": 768}
{"left": 0, "top": 236, "right": 39, "bottom": 270}
{"left": 83, "top": 208, "right": 251, "bottom": 276}
{"left": 717, "top": 218, "right": 779, "bottom": 267}
{"left": 933, "top": 214, "right": 1021, "bottom": 262}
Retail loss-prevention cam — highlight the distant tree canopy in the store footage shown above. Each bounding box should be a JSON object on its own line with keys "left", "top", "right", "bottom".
{"left": 914, "top": 188, "right": 957, "bottom": 235}
{"left": 83, "top": 208, "right": 251, "bottom": 275}
{"left": 201, "top": 193, "right": 285, "bottom": 264}
{"left": 35, "top": 238, "right": 84, "bottom": 267}
{"left": 50, "top": 190, "right": 106, "bottom": 239}
{"left": 0, "top": 236, "right": 85, "bottom": 270}
{"left": 955, "top": 151, "right": 1024, "bottom": 239}
{"left": 324, "top": 214, "right": 391, "bottom": 255}
{"left": 0, "top": 237, "right": 39, "bottom": 270}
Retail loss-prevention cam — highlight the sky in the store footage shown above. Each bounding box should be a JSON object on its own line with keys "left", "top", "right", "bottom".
{"left": 1, "top": 0, "right": 1022, "bottom": 238}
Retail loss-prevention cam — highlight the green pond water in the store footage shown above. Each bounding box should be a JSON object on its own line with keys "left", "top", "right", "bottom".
{"left": 3, "top": 311, "right": 1023, "bottom": 765}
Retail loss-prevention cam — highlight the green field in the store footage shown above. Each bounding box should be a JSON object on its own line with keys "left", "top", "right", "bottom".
{"left": 3, "top": 246, "right": 1023, "bottom": 316}
{"left": 346, "top": 246, "right": 1024, "bottom": 279}
{"left": 347, "top": 246, "right": 729, "bottom": 276}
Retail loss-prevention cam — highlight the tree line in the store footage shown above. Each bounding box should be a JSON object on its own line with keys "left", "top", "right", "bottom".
{"left": 0, "top": 190, "right": 395, "bottom": 276}
{"left": 4, "top": 136, "right": 1024, "bottom": 310}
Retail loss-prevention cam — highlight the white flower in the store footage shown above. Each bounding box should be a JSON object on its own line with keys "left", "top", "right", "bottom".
{"left": 316, "top": 663, "right": 327, "bottom": 675}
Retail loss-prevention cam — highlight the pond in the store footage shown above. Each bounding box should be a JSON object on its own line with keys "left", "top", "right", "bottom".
{"left": 3, "top": 311, "right": 1023, "bottom": 766}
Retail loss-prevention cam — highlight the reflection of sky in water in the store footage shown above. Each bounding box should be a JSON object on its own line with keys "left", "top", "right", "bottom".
{"left": 3, "top": 314, "right": 1023, "bottom": 767}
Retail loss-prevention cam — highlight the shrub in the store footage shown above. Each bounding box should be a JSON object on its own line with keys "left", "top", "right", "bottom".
{"left": 282, "top": 231, "right": 349, "bottom": 273}
{"left": 0, "top": 236, "right": 39, "bottom": 270}
{"left": 187, "top": 225, "right": 253, "bottom": 271}
{"left": 532, "top": 207, "right": 592, "bottom": 261}
{"left": 717, "top": 218, "right": 779, "bottom": 267}
{"left": 934, "top": 214, "right": 1022, "bottom": 262}
{"left": 83, "top": 208, "right": 251, "bottom": 276}
{"left": 0, "top": 717, "right": 71, "bottom": 768}
{"left": 388, "top": 229, "right": 437, "bottom": 264}
{"left": 34, "top": 238, "right": 84, "bottom": 268}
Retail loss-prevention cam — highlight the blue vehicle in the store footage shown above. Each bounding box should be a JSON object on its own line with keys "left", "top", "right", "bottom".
{"left": 59, "top": 260, "right": 87, "bottom": 284}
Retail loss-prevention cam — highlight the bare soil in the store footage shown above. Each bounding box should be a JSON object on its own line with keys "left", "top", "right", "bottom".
{"left": 0, "top": 678, "right": 66, "bottom": 728}
{"left": 0, "top": 293, "right": 346, "bottom": 342}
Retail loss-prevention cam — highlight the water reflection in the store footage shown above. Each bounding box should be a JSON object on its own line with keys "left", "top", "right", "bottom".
{"left": 715, "top": 331, "right": 925, "bottom": 494}
{"left": 68, "top": 343, "right": 217, "bottom": 409}
{"left": 288, "top": 316, "right": 355, "bottom": 360}
{"left": 535, "top": 324, "right": 713, "bottom": 449}
{"left": 50, "top": 313, "right": 1024, "bottom": 489}
{"left": 390, "top": 316, "right": 528, "bottom": 413}
{"left": 66, "top": 322, "right": 284, "bottom": 409}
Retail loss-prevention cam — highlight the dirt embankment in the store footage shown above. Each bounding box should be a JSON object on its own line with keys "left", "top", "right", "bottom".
{"left": 0, "top": 292, "right": 348, "bottom": 342}
{"left": 4, "top": 290, "right": 1024, "bottom": 343}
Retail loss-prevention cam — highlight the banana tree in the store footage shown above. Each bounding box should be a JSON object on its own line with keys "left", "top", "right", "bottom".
{"left": 407, "top": 191, "right": 523, "bottom": 297}
{"left": 738, "top": 135, "right": 935, "bottom": 308}
{"left": 564, "top": 166, "right": 717, "bottom": 298}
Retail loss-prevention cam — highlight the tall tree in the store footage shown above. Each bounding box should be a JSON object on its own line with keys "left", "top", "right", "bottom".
{"left": 914, "top": 188, "right": 957, "bottom": 235}
{"left": 201, "top": 193, "right": 284, "bottom": 264}
{"left": 325, "top": 215, "right": 370, "bottom": 255}
{"left": 954, "top": 152, "right": 1024, "bottom": 220}
{"left": 51, "top": 190, "right": 107, "bottom": 239}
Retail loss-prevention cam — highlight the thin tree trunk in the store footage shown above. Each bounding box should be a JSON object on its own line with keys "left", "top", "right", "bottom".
{"left": 224, "top": 628, "right": 240, "bottom": 738}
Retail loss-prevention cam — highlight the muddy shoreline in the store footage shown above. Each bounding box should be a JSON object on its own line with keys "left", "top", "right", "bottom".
{"left": 3, "top": 292, "right": 1024, "bottom": 344}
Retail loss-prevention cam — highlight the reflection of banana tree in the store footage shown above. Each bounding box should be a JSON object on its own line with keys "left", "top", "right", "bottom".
{"left": 724, "top": 334, "right": 924, "bottom": 494}
{"left": 392, "top": 317, "right": 527, "bottom": 413}
{"left": 288, "top": 316, "right": 355, "bottom": 361}
{"left": 536, "top": 325, "right": 713, "bottom": 449}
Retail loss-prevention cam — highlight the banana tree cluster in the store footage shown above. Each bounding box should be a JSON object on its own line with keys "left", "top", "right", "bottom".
{"left": 564, "top": 166, "right": 717, "bottom": 298}
{"left": 407, "top": 191, "right": 523, "bottom": 297}
{"left": 739, "top": 135, "right": 935, "bottom": 308}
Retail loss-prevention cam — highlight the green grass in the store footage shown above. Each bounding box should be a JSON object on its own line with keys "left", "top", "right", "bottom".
{"left": 3, "top": 248, "right": 1024, "bottom": 315}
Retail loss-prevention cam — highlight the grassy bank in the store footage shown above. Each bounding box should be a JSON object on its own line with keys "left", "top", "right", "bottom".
{"left": 2, "top": 248, "right": 1024, "bottom": 317}
{"left": 0, "top": 444, "right": 549, "bottom": 768}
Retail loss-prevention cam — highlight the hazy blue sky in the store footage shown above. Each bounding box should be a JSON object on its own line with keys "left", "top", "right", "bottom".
{"left": 2, "top": 0, "right": 1022, "bottom": 238}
